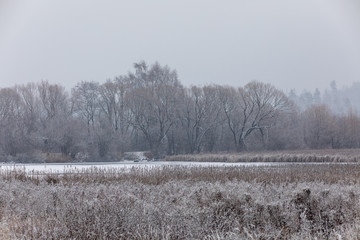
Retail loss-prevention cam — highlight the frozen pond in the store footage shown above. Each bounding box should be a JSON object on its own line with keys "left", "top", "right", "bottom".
{"left": 0, "top": 161, "right": 348, "bottom": 173}
{"left": 0, "top": 161, "right": 278, "bottom": 173}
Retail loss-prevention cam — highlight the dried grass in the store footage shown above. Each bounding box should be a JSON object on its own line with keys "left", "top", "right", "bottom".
{"left": 166, "top": 149, "right": 360, "bottom": 163}
{"left": 1, "top": 164, "right": 360, "bottom": 239}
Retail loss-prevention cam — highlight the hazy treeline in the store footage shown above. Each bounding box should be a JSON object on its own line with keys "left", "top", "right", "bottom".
{"left": 289, "top": 81, "right": 360, "bottom": 114}
{"left": 0, "top": 61, "right": 359, "bottom": 161}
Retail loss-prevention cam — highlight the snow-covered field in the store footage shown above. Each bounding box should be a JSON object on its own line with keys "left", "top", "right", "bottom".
{"left": 1, "top": 163, "right": 360, "bottom": 239}
{"left": 0, "top": 161, "right": 283, "bottom": 173}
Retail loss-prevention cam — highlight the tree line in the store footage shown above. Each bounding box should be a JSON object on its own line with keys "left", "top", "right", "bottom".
{"left": 0, "top": 61, "right": 359, "bottom": 162}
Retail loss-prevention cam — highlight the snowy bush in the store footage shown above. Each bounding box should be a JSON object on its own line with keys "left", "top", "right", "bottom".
{"left": 0, "top": 164, "right": 360, "bottom": 239}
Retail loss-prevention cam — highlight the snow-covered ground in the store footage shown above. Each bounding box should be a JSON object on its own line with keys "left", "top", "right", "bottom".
{"left": 0, "top": 161, "right": 285, "bottom": 173}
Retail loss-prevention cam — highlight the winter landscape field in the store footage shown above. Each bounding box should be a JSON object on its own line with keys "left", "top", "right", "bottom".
{"left": 1, "top": 158, "right": 360, "bottom": 239}
{"left": 2, "top": 1, "right": 360, "bottom": 239}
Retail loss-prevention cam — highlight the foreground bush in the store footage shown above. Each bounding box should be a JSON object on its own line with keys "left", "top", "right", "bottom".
{"left": 1, "top": 164, "right": 360, "bottom": 239}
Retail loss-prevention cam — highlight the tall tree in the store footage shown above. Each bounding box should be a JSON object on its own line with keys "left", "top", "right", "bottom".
{"left": 37, "top": 81, "right": 73, "bottom": 155}
{"left": 179, "top": 85, "right": 223, "bottom": 153}
{"left": 126, "top": 61, "right": 183, "bottom": 157}
{"left": 219, "top": 81, "right": 292, "bottom": 151}
{"left": 71, "top": 81, "right": 100, "bottom": 132}
{"left": 302, "top": 104, "right": 334, "bottom": 149}
{"left": 0, "top": 88, "right": 26, "bottom": 156}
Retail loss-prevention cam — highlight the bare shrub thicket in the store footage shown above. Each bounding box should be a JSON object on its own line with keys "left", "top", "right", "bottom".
{"left": 0, "top": 164, "right": 360, "bottom": 239}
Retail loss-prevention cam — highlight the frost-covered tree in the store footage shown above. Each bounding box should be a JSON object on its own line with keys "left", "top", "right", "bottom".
{"left": 302, "top": 104, "right": 334, "bottom": 149}
{"left": 0, "top": 88, "right": 26, "bottom": 156}
{"left": 71, "top": 81, "right": 100, "bottom": 132}
{"left": 219, "top": 81, "right": 292, "bottom": 151}
{"left": 37, "top": 81, "right": 75, "bottom": 155}
{"left": 179, "top": 85, "right": 224, "bottom": 153}
{"left": 125, "top": 61, "right": 183, "bottom": 157}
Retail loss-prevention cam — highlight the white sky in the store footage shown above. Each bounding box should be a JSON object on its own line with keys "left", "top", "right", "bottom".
{"left": 0, "top": 0, "right": 360, "bottom": 92}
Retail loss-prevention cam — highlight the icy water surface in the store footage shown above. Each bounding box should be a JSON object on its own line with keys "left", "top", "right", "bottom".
{"left": 0, "top": 161, "right": 291, "bottom": 173}
{"left": 0, "top": 161, "right": 347, "bottom": 174}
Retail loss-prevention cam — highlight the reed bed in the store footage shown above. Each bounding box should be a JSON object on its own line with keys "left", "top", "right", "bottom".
{"left": 1, "top": 164, "right": 360, "bottom": 239}
{"left": 165, "top": 149, "right": 360, "bottom": 163}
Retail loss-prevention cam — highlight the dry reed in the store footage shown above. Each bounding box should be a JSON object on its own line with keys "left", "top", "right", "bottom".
{"left": 1, "top": 164, "right": 360, "bottom": 239}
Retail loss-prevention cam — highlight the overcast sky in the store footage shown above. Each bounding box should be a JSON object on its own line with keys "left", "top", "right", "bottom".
{"left": 1, "top": 0, "right": 360, "bottom": 93}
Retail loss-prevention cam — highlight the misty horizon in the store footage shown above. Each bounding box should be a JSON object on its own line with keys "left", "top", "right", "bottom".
{"left": 1, "top": 0, "right": 360, "bottom": 93}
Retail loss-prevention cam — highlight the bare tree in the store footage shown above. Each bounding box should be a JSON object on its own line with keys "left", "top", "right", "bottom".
{"left": 5, "top": 61, "right": 360, "bottom": 161}
{"left": 37, "top": 81, "right": 75, "bottom": 155}
{"left": 16, "top": 83, "right": 40, "bottom": 134}
{"left": 302, "top": 104, "right": 335, "bottom": 149}
{"left": 98, "top": 78, "right": 130, "bottom": 134}
{"left": 179, "top": 85, "right": 223, "bottom": 153}
{"left": 93, "top": 78, "right": 133, "bottom": 156}
{"left": 331, "top": 109, "right": 360, "bottom": 149}
{"left": 38, "top": 81, "right": 69, "bottom": 123}
{"left": 0, "top": 88, "right": 26, "bottom": 156}
{"left": 71, "top": 81, "right": 100, "bottom": 132}
{"left": 126, "top": 61, "right": 183, "bottom": 157}
{"left": 266, "top": 109, "right": 304, "bottom": 150}
{"left": 219, "top": 81, "right": 292, "bottom": 151}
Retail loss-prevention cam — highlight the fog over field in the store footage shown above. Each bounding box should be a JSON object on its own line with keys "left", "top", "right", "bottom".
{"left": 1, "top": 0, "right": 360, "bottom": 92}
{"left": 2, "top": 2, "right": 360, "bottom": 239}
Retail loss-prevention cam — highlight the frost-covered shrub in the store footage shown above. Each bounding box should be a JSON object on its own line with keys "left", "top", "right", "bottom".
{"left": 0, "top": 165, "right": 360, "bottom": 239}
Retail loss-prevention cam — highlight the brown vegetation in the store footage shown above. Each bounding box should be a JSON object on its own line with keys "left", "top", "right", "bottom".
{"left": 1, "top": 164, "right": 360, "bottom": 239}
{"left": 166, "top": 149, "right": 360, "bottom": 163}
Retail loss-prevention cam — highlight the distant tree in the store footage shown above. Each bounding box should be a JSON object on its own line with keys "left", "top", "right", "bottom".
{"left": 313, "top": 88, "right": 321, "bottom": 104}
{"left": 125, "top": 61, "right": 183, "bottom": 157}
{"left": 179, "top": 85, "right": 223, "bottom": 153}
{"left": 38, "top": 81, "right": 69, "bottom": 123}
{"left": 267, "top": 109, "right": 304, "bottom": 150}
{"left": 96, "top": 78, "right": 132, "bottom": 155}
{"left": 219, "top": 81, "right": 292, "bottom": 151}
{"left": 16, "top": 83, "right": 40, "bottom": 135}
{"left": 299, "top": 90, "right": 314, "bottom": 110}
{"left": 0, "top": 88, "right": 27, "bottom": 156}
{"left": 5, "top": 62, "right": 360, "bottom": 161}
{"left": 98, "top": 78, "right": 131, "bottom": 135}
{"left": 302, "top": 104, "right": 334, "bottom": 149}
{"left": 71, "top": 81, "right": 100, "bottom": 133}
{"left": 332, "top": 109, "right": 360, "bottom": 148}
{"left": 37, "top": 81, "right": 74, "bottom": 155}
